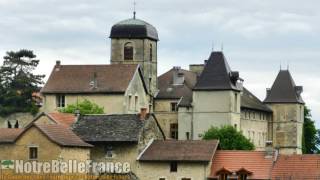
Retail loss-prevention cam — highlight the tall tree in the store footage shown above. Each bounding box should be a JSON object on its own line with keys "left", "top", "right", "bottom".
{"left": 302, "top": 106, "right": 320, "bottom": 154}
{"left": 203, "top": 126, "right": 255, "bottom": 150}
{"left": 0, "top": 49, "right": 45, "bottom": 116}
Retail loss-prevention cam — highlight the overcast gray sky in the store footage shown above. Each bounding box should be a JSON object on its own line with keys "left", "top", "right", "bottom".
{"left": 0, "top": 0, "right": 319, "bottom": 127}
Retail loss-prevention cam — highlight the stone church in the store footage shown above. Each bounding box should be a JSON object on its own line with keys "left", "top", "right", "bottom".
{"left": 41, "top": 15, "right": 304, "bottom": 155}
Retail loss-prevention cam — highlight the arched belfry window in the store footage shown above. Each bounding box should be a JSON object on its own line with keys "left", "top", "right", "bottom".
{"left": 149, "top": 44, "right": 153, "bottom": 61}
{"left": 124, "top": 42, "right": 133, "bottom": 60}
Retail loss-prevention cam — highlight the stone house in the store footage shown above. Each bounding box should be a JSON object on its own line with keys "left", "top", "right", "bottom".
{"left": 0, "top": 122, "right": 92, "bottom": 163}
{"left": 41, "top": 63, "right": 150, "bottom": 114}
{"left": 72, "top": 112, "right": 165, "bottom": 176}
{"left": 136, "top": 140, "right": 219, "bottom": 180}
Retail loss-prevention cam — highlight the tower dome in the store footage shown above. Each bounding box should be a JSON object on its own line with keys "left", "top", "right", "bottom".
{"left": 110, "top": 18, "right": 159, "bottom": 41}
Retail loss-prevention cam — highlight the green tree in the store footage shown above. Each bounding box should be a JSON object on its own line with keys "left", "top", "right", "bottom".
{"left": 203, "top": 125, "right": 255, "bottom": 150}
{"left": 59, "top": 99, "right": 104, "bottom": 115}
{"left": 302, "top": 106, "right": 320, "bottom": 154}
{"left": 0, "top": 49, "right": 44, "bottom": 116}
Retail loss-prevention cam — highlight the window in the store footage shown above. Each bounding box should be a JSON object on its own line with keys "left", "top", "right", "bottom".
{"left": 135, "top": 96, "right": 138, "bottom": 111}
{"left": 170, "top": 162, "right": 177, "bottom": 172}
{"left": 234, "top": 93, "right": 238, "bottom": 112}
{"left": 124, "top": 42, "right": 133, "bottom": 60}
{"left": 29, "top": 147, "right": 38, "bottom": 160}
{"left": 234, "top": 124, "right": 237, "bottom": 130}
{"left": 150, "top": 44, "right": 153, "bottom": 61}
{"left": 186, "top": 132, "right": 190, "bottom": 140}
{"left": 219, "top": 174, "right": 228, "bottom": 180}
{"left": 7, "top": 121, "right": 12, "bottom": 128}
{"left": 239, "top": 174, "right": 248, "bottom": 180}
{"left": 170, "top": 123, "right": 178, "bottom": 139}
{"left": 159, "top": 178, "right": 166, "bottom": 180}
{"left": 105, "top": 146, "right": 113, "bottom": 158}
{"left": 128, "top": 95, "right": 132, "bottom": 110}
{"left": 14, "top": 120, "right": 19, "bottom": 128}
{"left": 171, "top": 102, "right": 178, "bottom": 112}
{"left": 181, "top": 178, "right": 191, "bottom": 180}
{"left": 56, "top": 95, "right": 65, "bottom": 108}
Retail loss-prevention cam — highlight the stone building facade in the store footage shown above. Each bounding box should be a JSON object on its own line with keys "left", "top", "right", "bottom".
{"left": 38, "top": 15, "right": 305, "bottom": 155}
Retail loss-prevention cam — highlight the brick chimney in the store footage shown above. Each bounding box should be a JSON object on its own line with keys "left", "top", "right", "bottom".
{"left": 55, "top": 60, "right": 61, "bottom": 71}
{"left": 139, "top": 108, "right": 148, "bottom": 120}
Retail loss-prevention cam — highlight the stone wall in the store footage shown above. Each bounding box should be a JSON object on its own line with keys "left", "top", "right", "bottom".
{"left": 266, "top": 103, "right": 304, "bottom": 154}
{"left": 192, "top": 90, "right": 241, "bottom": 139}
{"left": 136, "top": 161, "right": 210, "bottom": 180}
{"left": 110, "top": 38, "right": 158, "bottom": 95}
{"left": 0, "top": 112, "right": 36, "bottom": 128}
{"left": 154, "top": 99, "right": 179, "bottom": 139}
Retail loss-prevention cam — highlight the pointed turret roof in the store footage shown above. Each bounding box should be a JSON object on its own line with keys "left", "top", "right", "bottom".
{"left": 264, "top": 70, "right": 304, "bottom": 104}
{"left": 194, "top": 51, "right": 241, "bottom": 91}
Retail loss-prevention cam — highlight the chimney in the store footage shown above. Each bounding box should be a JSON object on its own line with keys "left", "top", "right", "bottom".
{"left": 266, "top": 88, "right": 271, "bottom": 97}
{"left": 265, "top": 141, "right": 273, "bottom": 158}
{"left": 139, "top": 108, "right": 148, "bottom": 120}
{"left": 55, "top": 60, "right": 61, "bottom": 71}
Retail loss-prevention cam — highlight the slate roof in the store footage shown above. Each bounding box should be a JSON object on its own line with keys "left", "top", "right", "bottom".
{"left": 34, "top": 124, "right": 93, "bottom": 148}
{"left": 110, "top": 18, "right": 159, "bottom": 41}
{"left": 272, "top": 154, "right": 320, "bottom": 179}
{"left": 0, "top": 128, "right": 24, "bottom": 143}
{"left": 41, "top": 64, "right": 139, "bottom": 94}
{"left": 241, "top": 87, "right": 272, "bottom": 112}
{"left": 157, "top": 68, "right": 197, "bottom": 107}
{"left": 194, "top": 51, "right": 241, "bottom": 91}
{"left": 138, "top": 140, "right": 219, "bottom": 162}
{"left": 209, "top": 151, "right": 274, "bottom": 179}
{"left": 72, "top": 114, "right": 146, "bottom": 143}
{"left": 264, "top": 70, "right": 304, "bottom": 104}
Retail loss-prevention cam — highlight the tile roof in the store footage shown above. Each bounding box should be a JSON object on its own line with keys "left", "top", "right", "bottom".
{"left": 72, "top": 114, "right": 147, "bottom": 142}
{"left": 48, "top": 113, "right": 76, "bottom": 127}
{"left": 34, "top": 124, "right": 92, "bottom": 148}
{"left": 194, "top": 51, "right": 241, "bottom": 91}
{"left": 241, "top": 87, "right": 273, "bottom": 112}
{"left": 157, "top": 68, "right": 197, "bottom": 107}
{"left": 0, "top": 128, "right": 24, "bottom": 143}
{"left": 138, "top": 140, "right": 219, "bottom": 162}
{"left": 41, "top": 64, "right": 138, "bottom": 94}
{"left": 264, "top": 70, "right": 304, "bottom": 104}
{"left": 209, "top": 151, "right": 274, "bottom": 179}
{"left": 272, "top": 154, "right": 320, "bottom": 179}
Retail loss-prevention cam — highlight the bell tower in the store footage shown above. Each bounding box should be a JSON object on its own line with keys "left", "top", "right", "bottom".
{"left": 109, "top": 15, "right": 159, "bottom": 96}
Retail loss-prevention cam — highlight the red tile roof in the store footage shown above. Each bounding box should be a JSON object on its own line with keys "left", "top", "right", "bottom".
{"left": 209, "top": 151, "right": 274, "bottom": 179}
{"left": 272, "top": 154, "right": 320, "bottom": 179}
{"left": 34, "top": 124, "right": 92, "bottom": 148}
{"left": 0, "top": 128, "right": 24, "bottom": 143}
{"left": 138, "top": 140, "right": 219, "bottom": 162}
{"left": 41, "top": 64, "right": 139, "bottom": 94}
{"left": 48, "top": 113, "right": 76, "bottom": 127}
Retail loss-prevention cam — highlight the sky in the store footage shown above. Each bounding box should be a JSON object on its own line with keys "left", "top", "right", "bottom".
{"left": 0, "top": 0, "right": 319, "bottom": 127}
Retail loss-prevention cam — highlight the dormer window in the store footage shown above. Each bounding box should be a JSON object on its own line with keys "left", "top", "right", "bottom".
{"left": 236, "top": 168, "right": 252, "bottom": 180}
{"left": 124, "top": 42, "right": 133, "bottom": 60}
{"left": 216, "top": 167, "right": 232, "bottom": 180}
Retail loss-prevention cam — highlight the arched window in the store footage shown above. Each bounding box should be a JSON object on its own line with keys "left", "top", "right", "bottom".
{"left": 149, "top": 44, "right": 153, "bottom": 61}
{"left": 124, "top": 42, "right": 133, "bottom": 60}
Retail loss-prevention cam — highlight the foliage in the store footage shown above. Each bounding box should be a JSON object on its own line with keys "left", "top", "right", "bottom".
{"left": 203, "top": 125, "right": 255, "bottom": 150}
{"left": 59, "top": 99, "right": 104, "bottom": 115}
{"left": 302, "top": 106, "right": 320, "bottom": 154}
{"left": 0, "top": 49, "right": 44, "bottom": 116}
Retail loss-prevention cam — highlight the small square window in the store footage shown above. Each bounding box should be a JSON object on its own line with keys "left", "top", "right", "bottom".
{"left": 105, "top": 146, "right": 113, "bottom": 158}
{"left": 29, "top": 147, "right": 38, "bottom": 160}
{"left": 170, "top": 162, "right": 177, "bottom": 172}
{"left": 56, "top": 95, "right": 65, "bottom": 108}
{"left": 170, "top": 124, "right": 178, "bottom": 139}
{"left": 171, "top": 102, "right": 178, "bottom": 112}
